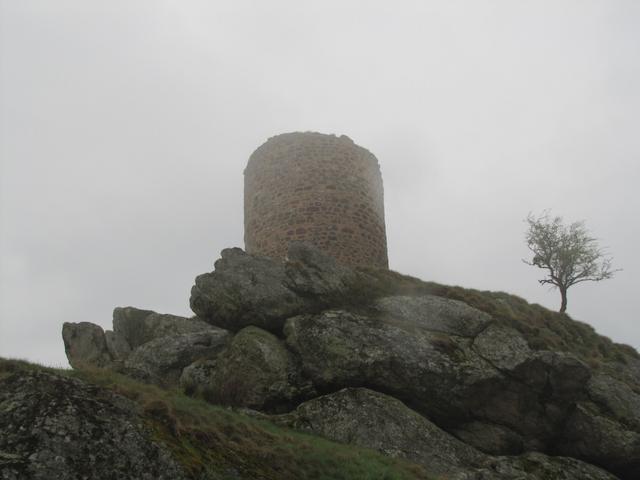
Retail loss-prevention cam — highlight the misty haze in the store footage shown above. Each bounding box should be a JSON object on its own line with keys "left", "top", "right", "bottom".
{"left": 1, "top": 2, "right": 639, "bottom": 479}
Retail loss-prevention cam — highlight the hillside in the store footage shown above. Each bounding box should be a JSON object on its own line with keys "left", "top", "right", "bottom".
{"left": 0, "top": 358, "right": 428, "bottom": 480}
{"left": 3, "top": 242, "right": 639, "bottom": 479}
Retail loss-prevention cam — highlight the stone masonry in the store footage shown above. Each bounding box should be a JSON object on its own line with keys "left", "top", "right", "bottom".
{"left": 244, "top": 132, "right": 388, "bottom": 268}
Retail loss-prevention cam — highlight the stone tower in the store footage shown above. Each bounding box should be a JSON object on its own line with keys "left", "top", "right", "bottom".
{"left": 244, "top": 132, "right": 388, "bottom": 268}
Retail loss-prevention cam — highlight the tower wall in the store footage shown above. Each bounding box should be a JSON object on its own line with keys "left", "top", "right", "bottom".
{"left": 244, "top": 132, "right": 388, "bottom": 268}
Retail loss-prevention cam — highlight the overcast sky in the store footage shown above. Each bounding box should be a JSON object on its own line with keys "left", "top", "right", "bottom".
{"left": 1, "top": 1, "right": 638, "bottom": 367}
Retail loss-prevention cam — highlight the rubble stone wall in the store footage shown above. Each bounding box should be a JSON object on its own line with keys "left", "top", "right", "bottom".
{"left": 244, "top": 132, "right": 388, "bottom": 268}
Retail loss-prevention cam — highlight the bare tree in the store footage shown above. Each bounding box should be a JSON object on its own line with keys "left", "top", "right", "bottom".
{"left": 524, "top": 211, "right": 620, "bottom": 313}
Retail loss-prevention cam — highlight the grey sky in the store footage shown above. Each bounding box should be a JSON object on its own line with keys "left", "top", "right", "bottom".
{"left": 1, "top": 1, "right": 638, "bottom": 367}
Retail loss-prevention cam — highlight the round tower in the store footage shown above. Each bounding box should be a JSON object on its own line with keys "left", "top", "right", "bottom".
{"left": 244, "top": 132, "right": 388, "bottom": 268}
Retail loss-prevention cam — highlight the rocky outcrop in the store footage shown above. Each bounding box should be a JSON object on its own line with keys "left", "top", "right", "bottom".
{"left": 62, "top": 322, "right": 113, "bottom": 369}
{"left": 274, "top": 387, "right": 484, "bottom": 477}
{"left": 375, "top": 294, "right": 491, "bottom": 337}
{"left": 274, "top": 388, "right": 617, "bottom": 480}
{"left": 555, "top": 374, "right": 640, "bottom": 479}
{"left": 63, "top": 308, "right": 231, "bottom": 387}
{"left": 283, "top": 241, "right": 359, "bottom": 298}
{"left": 0, "top": 367, "right": 189, "bottom": 480}
{"left": 190, "top": 242, "right": 364, "bottom": 333}
{"left": 586, "top": 373, "right": 640, "bottom": 431}
{"left": 558, "top": 403, "right": 640, "bottom": 479}
{"left": 487, "top": 453, "right": 619, "bottom": 480}
{"left": 282, "top": 302, "right": 608, "bottom": 460}
{"left": 180, "top": 326, "right": 313, "bottom": 412}
{"left": 190, "top": 247, "right": 306, "bottom": 332}
{"left": 111, "top": 307, "right": 215, "bottom": 353}
{"left": 283, "top": 306, "right": 494, "bottom": 418}
{"left": 58, "top": 242, "right": 640, "bottom": 479}
{"left": 123, "top": 330, "right": 229, "bottom": 386}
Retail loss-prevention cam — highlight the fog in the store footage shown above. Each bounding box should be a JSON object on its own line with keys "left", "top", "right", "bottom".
{"left": 1, "top": 1, "right": 638, "bottom": 366}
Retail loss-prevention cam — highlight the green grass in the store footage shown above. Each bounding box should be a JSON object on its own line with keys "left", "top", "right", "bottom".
{"left": 357, "top": 267, "right": 639, "bottom": 370}
{"left": 0, "top": 358, "right": 431, "bottom": 480}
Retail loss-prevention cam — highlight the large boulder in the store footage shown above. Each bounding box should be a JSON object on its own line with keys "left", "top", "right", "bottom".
{"left": 190, "top": 248, "right": 305, "bottom": 332}
{"left": 283, "top": 298, "right": 593, "bottom": 454}
{"left": 450, "top": 421, "right": 525, "bottom": 456}
{"left": 468, "top": 329, "right": 591, "bottom": 452}
{"left": 62, "top": 308, "right": 230, "bottom": 389}
{"left": 283, "top": 303, "right": 497, "bottom": 421}
{"left": 273, "top": 388, "right": 616, "bottom": 480}
{"left": 559, "top": 403, "right": 640, "bottom": 478}
{"left": 470, "top": 323, "right": 533, "bottom": 370}
{"left": 123, "top": 330, "right": 230, "bottom": 386}
{"left": 105, "top": 329, "right": 132, "bottom": 361}
{"left": 283, "top": 241, "right": 359, "bottom": 298}
{"left": 587, "top": 373, "right": 640, "bottom": 430}
{"left": 0, "top": 367, "right": 189, "bottom": 480}
{"left": 62, "top": 322, "right": 113, "bottom": 369}
{"left": 487, "top": 453, "right": 618, "bottom": 480}
{"left": 375, "top": 294, "right": 491, "bottom": 337}
{"left": 189, "top": 242, "right": 365, "bottom": 333}
{"left": 108, "top": 307, "right": 214, "bottom": 360}
{"left": 275, "top": 387, "right": 483, "bottom": 477}
{"left": 180, "top": 326, "right": 313, "bottom": 412}
{"left": 111, "top": 306, "right": 156, "bottom": 348}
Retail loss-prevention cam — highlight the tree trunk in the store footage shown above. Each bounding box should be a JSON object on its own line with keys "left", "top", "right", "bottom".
{"left": 559, "top": 287, "right": 568, "bottom": 313}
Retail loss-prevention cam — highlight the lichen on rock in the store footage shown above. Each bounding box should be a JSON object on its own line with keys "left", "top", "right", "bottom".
{"left": 273, "top": 387, "right": 617, "bottom": 480}
{"left": 180, "top": 325, "right": 314, "bottom": 412}
{"left": 0, "top": 368, "right": 189, "bottom": 480}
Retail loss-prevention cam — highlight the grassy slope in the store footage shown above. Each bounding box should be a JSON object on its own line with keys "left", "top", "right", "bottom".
{"left": 0, "top": 358, "right": 431, "bottom": 480}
